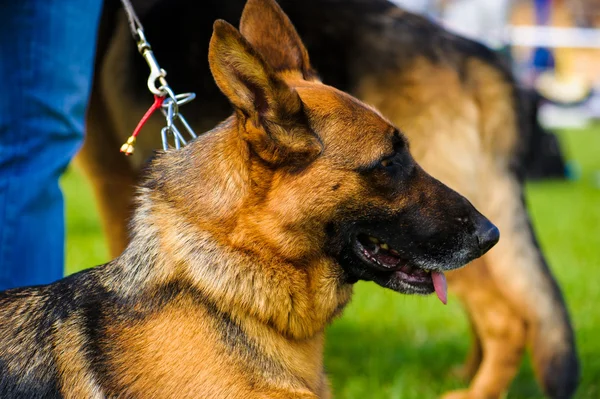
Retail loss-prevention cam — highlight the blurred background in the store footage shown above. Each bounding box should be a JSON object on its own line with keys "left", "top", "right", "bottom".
{"left": 61, "top": 0, "right": 599, "bottom": 397}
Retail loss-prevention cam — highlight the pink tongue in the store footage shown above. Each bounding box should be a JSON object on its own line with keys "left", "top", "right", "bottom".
{"left": 431, "top": 271, "right": 448, "bottom": 305}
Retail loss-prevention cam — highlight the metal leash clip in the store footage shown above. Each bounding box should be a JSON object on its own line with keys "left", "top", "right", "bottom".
{"left": 120, "top": 28, "right": 197, "bottom": 155}
{"left": 159, "top": 87, "right": 197, "bottom": 151}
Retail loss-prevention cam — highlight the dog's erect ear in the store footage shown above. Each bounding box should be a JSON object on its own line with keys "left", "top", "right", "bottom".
{"left": 209, "top": 20, "right": 321, "bottom": 166}
{"left": 239, "top": 0, "right": 315, "bottom": 79}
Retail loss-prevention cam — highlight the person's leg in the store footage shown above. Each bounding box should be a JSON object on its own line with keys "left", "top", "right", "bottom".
{"left": 0, "top": 0, "right": 102, "bottom": 289}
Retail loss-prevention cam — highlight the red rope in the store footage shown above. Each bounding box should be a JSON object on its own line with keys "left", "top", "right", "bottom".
{"left": 120, "top": 95, "right": 164, "bottom": 155}
{"left": 132, "top": 94, "right": 165, "bottom": 139}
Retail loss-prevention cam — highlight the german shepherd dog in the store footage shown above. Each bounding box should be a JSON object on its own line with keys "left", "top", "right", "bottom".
{"left": 79, "top": 0, "right": 579, "bottom": 398}
{"left": 0, "top": 0, "right": 498, "bottom": 397}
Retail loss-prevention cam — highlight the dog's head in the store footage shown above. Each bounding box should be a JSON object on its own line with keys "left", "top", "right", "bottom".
{"left": 206, "top": 0, "right": 498, "bottom": 303}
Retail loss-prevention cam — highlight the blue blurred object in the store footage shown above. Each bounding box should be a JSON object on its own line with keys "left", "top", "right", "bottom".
{"left": 0, "top": 0, "right": 102, "bottom": 290}
{"left": 532, "top": 47, "right": 555, "bottom": 71}
{"left": 534, "top": 0, "right": 552, "bottom": 24}
{"left": 531, "top": 0, "right": 555, "bottom": 73}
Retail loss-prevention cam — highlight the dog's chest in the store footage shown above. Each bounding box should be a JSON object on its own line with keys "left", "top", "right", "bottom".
{"left": 104, "top": 303, "right": 326, "bottom": 397}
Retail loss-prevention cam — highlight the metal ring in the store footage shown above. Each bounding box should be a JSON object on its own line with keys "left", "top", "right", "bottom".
{"left": 171, "top": 92, "right": 196, "bottom": 107}
{"left": 160, "top": 92, "right": 196, "bottom": 110}
{"left": 159, "top": 86, "right": 179, "bottom": 115}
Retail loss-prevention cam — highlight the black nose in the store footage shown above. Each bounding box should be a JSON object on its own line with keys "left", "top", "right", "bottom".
{"left": 475, "top": 219, "right": 500, "bottom": 255}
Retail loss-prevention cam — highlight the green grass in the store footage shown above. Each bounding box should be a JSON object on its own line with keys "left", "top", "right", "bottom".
{"left": 62, "top": 125, "right": 600, "bottom": 398}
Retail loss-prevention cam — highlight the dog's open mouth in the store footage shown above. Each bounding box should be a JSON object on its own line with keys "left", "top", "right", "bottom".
{"left": 354, "top": 234, "right": 448, "bottom": 304}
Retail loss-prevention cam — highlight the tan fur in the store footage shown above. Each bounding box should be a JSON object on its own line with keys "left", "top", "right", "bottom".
{"left": 55, "top": 320, "right": 105, "bottom": 399}
{"left": 110, "top": 303, "right": 327, "bottom": 398}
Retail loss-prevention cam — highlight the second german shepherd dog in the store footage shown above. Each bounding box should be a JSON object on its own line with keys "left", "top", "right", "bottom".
{"left": 0, "top": 0, "right": 499, "bottom": 397}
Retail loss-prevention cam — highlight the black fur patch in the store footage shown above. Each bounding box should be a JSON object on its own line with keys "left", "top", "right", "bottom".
{"left": 0, "top": 358, "right": 61, "bottom": 399}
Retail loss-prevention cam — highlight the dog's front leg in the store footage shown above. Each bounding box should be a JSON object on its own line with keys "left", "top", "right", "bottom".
{"left": 444, "top": 258, "right": 527, "bottom": 399}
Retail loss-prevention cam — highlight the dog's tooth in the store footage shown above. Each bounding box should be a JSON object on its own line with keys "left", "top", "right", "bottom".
{"left": 380, "top": 243, "right": 389, "bottom": 250}
{"left": 390, "top": 249, "right": 400, "bottom": 256}
{"left": 368, "top": 236, "right": 379, "bottom": 244}
{"left": 372, "top": 246, "right": 380, "bottom": 254}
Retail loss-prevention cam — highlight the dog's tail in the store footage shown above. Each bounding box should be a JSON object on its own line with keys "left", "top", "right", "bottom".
{"left": 527, "top": 267, "right": 580, "bottom": 399}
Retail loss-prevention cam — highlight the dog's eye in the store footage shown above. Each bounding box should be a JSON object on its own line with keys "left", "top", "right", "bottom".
{"left": 378, "top": 149, "right": 414, "bottom": 176}
{"left": 380, "top": 158, "right": 393, "bottom": 168}
{"left": 380, "top": 155, "right": 400, "bottom": 172}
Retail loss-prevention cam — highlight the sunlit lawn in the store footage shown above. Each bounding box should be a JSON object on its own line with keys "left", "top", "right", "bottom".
{"left": 62, "top": 125, "right": 600, "bottom": 398}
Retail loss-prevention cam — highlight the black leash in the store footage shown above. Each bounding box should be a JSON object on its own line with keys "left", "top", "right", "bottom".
{"left": 118, "top": 0, "right": 197, "bottom": 155}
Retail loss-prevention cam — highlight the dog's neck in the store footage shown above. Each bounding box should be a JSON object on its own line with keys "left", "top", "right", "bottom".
{"left": 110, "top": 116, "right": 352, "bottom": 341}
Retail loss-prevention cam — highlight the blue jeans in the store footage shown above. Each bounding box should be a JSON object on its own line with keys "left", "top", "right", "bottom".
{"left": 0, "top": 0, "right": 102, "bottom": 289}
